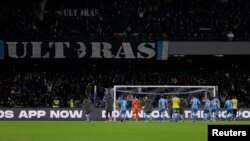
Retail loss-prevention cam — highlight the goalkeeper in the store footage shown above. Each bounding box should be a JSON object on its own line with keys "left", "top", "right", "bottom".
{"left": 132, "top": 95, "right": 141, "bottom": 121}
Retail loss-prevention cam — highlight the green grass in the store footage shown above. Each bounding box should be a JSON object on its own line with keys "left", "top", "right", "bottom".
{"left": 0, "top": 120, "right": 249, "bottom": 141}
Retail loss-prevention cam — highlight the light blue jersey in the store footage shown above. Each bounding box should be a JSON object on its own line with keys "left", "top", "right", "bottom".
{"left": 190, "top": 97, "right": 200, "bottom": 121}
{"left": 203, "top": 99, "right": 211, "bottom": 120}
{"left": 159, "top": 98, "right": 168, "bottom": 121}
{"left": 190, "top": 97, "right": 200, "bottom": 109}
{"left": 119, "top": 99, "right": 127, "bottom": 122}
{"left": 120, "top": 100, "right": 127, "bottom": 111}
{"left": 203, "top": 99, "right": 211, "bottom": 110}
{"left": 224, "top": 99, "right": 233, "bottom": 120}
{"left": 214, "top": 98, "right": 220, "bottom": 109}
{"left": 211, "top": 99, "right": 218, "bottom": 111}
{"left": 159, "top": 98, "right": 167, "bottom": 110}
{"left": 224, "top": 100, "right": 233, "bottom": 110}
{"left": 117, "top": 97, "right": 122, "bottom": 105}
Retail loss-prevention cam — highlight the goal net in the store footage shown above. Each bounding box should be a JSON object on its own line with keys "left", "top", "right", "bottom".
{"left": 113, "top": 85, "right": 217, "bottom": 121}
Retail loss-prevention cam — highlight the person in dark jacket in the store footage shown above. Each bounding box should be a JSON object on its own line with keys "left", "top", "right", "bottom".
{"left": 83, "top": 97, "right": 93, "bottom": 122}
{"left": 143, "top": 96, "right": 153, "bottom": 121}
{"left": 104, "top": 94, "right": 114, "bottom": 121}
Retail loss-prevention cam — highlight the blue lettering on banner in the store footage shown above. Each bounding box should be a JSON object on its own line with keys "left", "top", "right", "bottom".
{"left": 157, "top": 41, "right": 168, "bottom": 60}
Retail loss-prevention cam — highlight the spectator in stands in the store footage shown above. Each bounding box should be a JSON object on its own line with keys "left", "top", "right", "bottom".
{"left": 0, "top": 0, "right": 249, "bottom": 40}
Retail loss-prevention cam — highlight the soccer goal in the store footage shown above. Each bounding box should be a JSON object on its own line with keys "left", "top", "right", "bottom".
{"left": 113, "top": 85, "right": 217, "bottom": 121}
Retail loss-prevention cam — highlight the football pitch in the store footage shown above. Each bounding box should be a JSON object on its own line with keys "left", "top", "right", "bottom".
{"left": 0, "top": 120, "right": 249, "bottom": 141}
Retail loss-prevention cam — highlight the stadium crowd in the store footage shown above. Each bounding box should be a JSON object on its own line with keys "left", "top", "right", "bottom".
{"left": 0, "top": 60, "right": 250, "bottom": 108}
{"left": 0, "top": 0, "right": 249, "bottom": 109}
{"left": 0, "top": 0, "right": 250, "bottom": 41}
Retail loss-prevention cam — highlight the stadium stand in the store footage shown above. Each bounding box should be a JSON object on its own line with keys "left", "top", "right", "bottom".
{"left": 0, "top": 0, "right": 249, "bottom": 40}
{"left": 0, "top": 58, "right": 250, "bottom": 108}
{"left": 0, "top": 0, "right": 250, "bottom": 108}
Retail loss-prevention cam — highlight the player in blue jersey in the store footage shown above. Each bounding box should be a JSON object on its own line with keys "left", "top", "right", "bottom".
{"left": 211, "top": 97, "right": 221, "bottom": 121}
{"left": 118, "top": 96, "right": 127, "bottom": 122}
{"left": 202, "top": 98, "right": 211, "bottom": 121}
{"left": 224, "top": 97, "right": 233, "bottom": 121}
{"left": 214, "top": 96, "right": 221, "bottom": 120}
{"left": 158, "top": 95, "right": 168, "bottom": 121}
{"left": 190, "top": 95, "right": 200, "bottom": 122}
{"left": 117, "top": 96, "right": 122, "bottom": 105}
{"left": 210, "top": 97, "right": 218, "bottom": 121}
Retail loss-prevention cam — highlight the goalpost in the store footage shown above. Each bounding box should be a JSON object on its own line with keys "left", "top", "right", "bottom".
{"left": 113, "top": 85, "right": 217, "bottom": 121}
